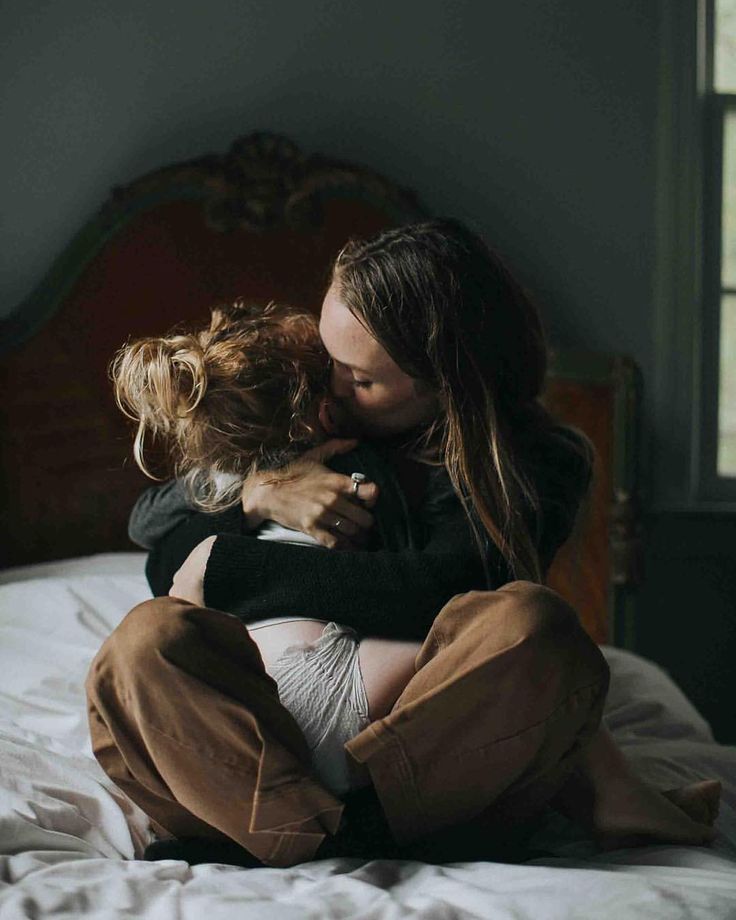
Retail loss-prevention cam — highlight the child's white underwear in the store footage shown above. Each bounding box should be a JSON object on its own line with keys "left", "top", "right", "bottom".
{"left": 266, "top": 622, "right": 371, "bottom": 798}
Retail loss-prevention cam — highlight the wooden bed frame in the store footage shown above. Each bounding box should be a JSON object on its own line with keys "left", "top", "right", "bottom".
{"left": 0, "top": 132, "right": 642, "bottom": 645}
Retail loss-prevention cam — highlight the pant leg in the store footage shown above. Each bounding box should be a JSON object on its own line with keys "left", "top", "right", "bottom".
{"left": 85, "top": 597, "right": 344, "bottom": 868}
{"left": 345, "top": 581, "right": 610, "bottom": 846}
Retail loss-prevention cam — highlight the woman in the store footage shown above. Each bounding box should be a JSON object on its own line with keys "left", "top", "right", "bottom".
{"left": 86, "top": 219, "right": 719, "bottom": 869}
{"left": 111, "top": 298, "right": 429, "bottom": 800}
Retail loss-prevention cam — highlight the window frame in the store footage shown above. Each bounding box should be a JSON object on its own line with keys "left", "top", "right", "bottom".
{"left": 653, "top": 0, "right": 736, "bottom": 511}
{"left": 700, "top": 0, "right": 736, "bottom": 501}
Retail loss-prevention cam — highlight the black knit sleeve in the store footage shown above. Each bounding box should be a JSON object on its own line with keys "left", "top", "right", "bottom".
{"left": 202, "top": 498, "right": 491, "bottom": 642}
{"left": 147, "top": 428, "right": 591, "bottom": 641}
{"left": 145, "top": 503, "right": 247, "bottom": 598}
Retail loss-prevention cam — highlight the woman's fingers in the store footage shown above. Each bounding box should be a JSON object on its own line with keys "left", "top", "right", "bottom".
{"left": 303, "top": 440, "right": 381, "bottom": 507}
{"left": 311, "top": 527, "right": 356, "bottom": 550}
{"left": 346, "top": 477, "right": 379, "bottom": 508}
{"left": 320, "top": 513, "right": 360, "bottom": 539}
{"left": 313, "top": 491, "right": 379, "bottom": 549}
{"left": 240, "top": 441, "right": 381, "bottom": 546}
{"left": 323, "top": 491, "right": 375, "bottom": 531}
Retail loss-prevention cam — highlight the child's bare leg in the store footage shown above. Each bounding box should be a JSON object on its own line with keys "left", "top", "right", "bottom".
{"left": 556, "top": 726, "right": 720, "bottom": 848}
{"left": 358, "top": 638, "right": 422, "bottom": 722}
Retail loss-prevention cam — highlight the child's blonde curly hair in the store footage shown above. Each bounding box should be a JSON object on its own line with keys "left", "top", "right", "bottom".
{"left": 111, "top": 300, "right": 330, "bottom": 511}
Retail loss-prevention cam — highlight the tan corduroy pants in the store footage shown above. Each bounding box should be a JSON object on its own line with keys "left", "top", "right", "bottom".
{"left": 85, "top": 581, "right": 610, "bottom": 867}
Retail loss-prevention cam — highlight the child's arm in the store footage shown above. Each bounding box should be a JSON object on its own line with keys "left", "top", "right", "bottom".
{"left": 128, "top": 480, "right": 196, "bottom": 550}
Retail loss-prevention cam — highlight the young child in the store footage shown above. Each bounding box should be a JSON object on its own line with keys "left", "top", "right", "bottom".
{"left": 112, "top": 299, "right": 421, "bottom": 798}
{"left": 114, "top": 300, "right": 332, "bottom": 512}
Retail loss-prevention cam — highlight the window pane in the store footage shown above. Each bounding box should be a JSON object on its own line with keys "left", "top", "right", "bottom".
{"left": 722, "top": 109, "right": 736, "bottom": 288}
{"left": 719, "top": 294, "right": 736, "bottom": 475}
{"left": 716, "top": 0, "right": 736, "bottom": 91}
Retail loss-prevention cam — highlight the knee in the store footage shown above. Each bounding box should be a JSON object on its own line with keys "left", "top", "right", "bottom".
{"left": 437, "top": 581, "right": 585, "bottom": 657}
{"left": 109, "top": 596, "right": 197, "bottom": 661}
{"left": 458, "top": 581, "right": 579, "bottom": 639}
{"left": 498, "top": 582, "right": 610, "bottom": 687}
{"left": 498, "top": 581, "right": 581, "bottom": 640}
{"left": 85, "top": 597, "right": 196, "bottom": 694}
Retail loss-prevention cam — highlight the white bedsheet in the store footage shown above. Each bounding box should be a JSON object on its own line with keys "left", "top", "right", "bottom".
{"left": 0, "top": 553, "right": 735, "bottom": 919}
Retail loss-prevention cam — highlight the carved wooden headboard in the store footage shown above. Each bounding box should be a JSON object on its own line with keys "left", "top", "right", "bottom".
{"left": 0, "top": 132, "right": 641, "bottom": 645}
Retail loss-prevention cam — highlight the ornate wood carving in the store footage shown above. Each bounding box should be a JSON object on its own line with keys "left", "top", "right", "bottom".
{"left": 109, "top": 132, "right": 425, "bottom": 234}
{"left": 1, "top": 132, "right": 426, "bottom": 358}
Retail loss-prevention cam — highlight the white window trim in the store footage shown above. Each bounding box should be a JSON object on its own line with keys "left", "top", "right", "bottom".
{"left": 651, "top": 0, "right": 736, "bottom": 511}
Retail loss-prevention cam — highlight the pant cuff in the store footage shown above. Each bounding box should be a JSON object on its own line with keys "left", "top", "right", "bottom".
{"left": 345, "top": 722, "right": 430, "bottom": 845}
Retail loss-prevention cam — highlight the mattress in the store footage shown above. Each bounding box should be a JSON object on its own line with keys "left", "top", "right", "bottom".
{"left": 1, "top": 553, "right": 735, "bottom": 919}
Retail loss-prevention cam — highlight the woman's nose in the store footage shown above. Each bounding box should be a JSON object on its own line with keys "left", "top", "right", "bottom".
{"left": 330, "top": 365, "right": 354, "bottom": 399}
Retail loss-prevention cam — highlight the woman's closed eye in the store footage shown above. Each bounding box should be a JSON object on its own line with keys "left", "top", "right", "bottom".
{"left": 332, "top": 359, "right": 373, "bottom": 390}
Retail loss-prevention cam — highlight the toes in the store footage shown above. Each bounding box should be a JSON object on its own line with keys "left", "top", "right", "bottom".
{"left": 663, "top": 779, "right": 722, "bottom": 827}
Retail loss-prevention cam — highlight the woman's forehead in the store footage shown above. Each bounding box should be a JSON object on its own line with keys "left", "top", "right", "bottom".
{"left": 319, "top": 285, "right": 398, "bottom": 378}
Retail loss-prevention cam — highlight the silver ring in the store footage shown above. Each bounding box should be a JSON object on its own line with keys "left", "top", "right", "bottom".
{"left": 334, "top": 518, "right": 342, "bottom": 530}
{"left": 351, "top": 472, "right": 367, "bottom": 496}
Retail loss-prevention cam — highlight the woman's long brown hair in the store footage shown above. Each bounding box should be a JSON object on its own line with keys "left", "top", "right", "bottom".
{"left": 333, "top": 218, "right": 589, "bottom": 583}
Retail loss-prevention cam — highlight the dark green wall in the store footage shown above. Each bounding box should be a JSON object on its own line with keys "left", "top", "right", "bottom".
{"left": 2, "top": 0, "right": 734, "bottom": 740}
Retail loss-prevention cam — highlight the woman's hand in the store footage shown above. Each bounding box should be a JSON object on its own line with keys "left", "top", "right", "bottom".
{"left": 169, "top": 535, "right": 217, "bottom": 606}
{"left": 241, "top": 438, "right": 379, "bottom": 550}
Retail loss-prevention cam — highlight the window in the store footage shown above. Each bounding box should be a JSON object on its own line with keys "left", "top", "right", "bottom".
{"left": 708, "top": 1, "right": 736, "bottom": 481}
{"left": 651, "top": 0, "right": 736, "bottom": 508}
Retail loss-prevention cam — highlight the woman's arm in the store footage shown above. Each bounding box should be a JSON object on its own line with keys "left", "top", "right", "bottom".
{"left": 148, "top": 454, "right": 491, "bottom": 640}
{"left": 143, "top": 441, "right": 383, "bottom": 596}
{"left": 215, "top": 428, "right": 594, "bottom": 641}
{"left": 154, "top": 426, "right": 593, "bottom": 642}
{"left": 240, "top": 439, "right": 380, "bottom": 549}
{"left": 157, "top": 481, "right": 492, "bottom": 642}
{"left": 145, "top": 500, "right": 246, "bottom": 596}
{"left": 139, "top": 438, "right": 379, "bottom": 577}
{"left": 203, "top": 533, "right": 489, "bottom": 642}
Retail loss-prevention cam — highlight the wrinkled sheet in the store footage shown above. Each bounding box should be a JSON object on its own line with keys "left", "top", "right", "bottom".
{"left": 0, "top": 553, "right": 735, "bottom": 919}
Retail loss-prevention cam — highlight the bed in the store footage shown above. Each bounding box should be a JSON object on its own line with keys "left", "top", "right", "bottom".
{"left": 1, "top": 133, "right": 735, "bottom": 918}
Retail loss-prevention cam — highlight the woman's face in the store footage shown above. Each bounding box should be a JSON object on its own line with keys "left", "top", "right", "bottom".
{"left": 318, "top": 282, "right": 437, "bottom": 438}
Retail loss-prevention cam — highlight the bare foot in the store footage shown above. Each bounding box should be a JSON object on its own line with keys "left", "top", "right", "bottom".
{"left": 663, "top": 779, "right": 721, "bottom": 827}
{"left": 555, "top": 728, "right": 720, "bottom": 850}
{"left": 592, "top": 776, "right": 719, "bottom": 850}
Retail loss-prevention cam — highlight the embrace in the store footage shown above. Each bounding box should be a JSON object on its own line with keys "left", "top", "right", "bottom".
{"left": 85, "top": 219, "right": 719, "bottom": 868}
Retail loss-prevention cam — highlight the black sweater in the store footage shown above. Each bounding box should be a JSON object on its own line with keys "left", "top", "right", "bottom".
{"left": 145, "top": 427, "right": 591, "bottom": 642}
